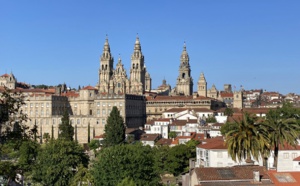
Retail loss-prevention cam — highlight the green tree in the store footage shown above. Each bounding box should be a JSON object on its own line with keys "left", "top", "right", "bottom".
{"left": 88, "top": 139, "right": 100, "bottom": 153}
{"left": 32, "top": 139, "right": 89, "bottom": 186}
{"left": 168, "top": 131, "right": 177, "bottom": 139}
{"left": 263, "top": 108, "right": 300, "bottom": 168}
{"left": 103, "top": 106, "right": 125, "bottom": 147}
{"left": 186, "top": 139, "right": 201, "bottom": 157}
{"left": 31, "top": 120, "right": 38, "bottom": 142}
{"left": 92, "top": 144, "right": 160, "bottom": 186}
{"left": 70, "top": 164, "right": 93, "bottom": 186}
{"left": 165, "top": 144, "right": 192, "bottom": 176}
{"left": 18, "top": 140, "right": 40, "bottom": 173}
{"left": 0, "top": 87, "right": 29, "bottom": 142}
{"left": 58, "top": 109, "right": 74, "bottom": 141}
{"left": 224, "top": 107, "right": 234, "bottom": 116}
{"left": 43, "top": 132, "right": 50, "bottom": 143}
{"left": 88, "top": 122, "right": 91, "bottom": 143}
{"left": 224, "top": 113, "right": 269, "bottom": 162}
{"left": 205, "top": 116, "right": 217, "bottom": 123}
{"left": 117, "top": 177, "right": 136, "bottom": 186}
{"left": 0, "top": 87, "right": 30, "bottom": 181}
{"left": 153, "top": 145, "right": 170, "bottom": 175}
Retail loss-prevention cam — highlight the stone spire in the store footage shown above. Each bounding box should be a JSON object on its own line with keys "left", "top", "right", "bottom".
{"left": 180, "top": 41, "right": 189, "bottom": 65}
{"left": 130, "top": 35, "right": 145, "bottom": 95}
{"left": 175, "top": 42, "right": 193, "bottom": 96}
{"left": 98, "top": 36, "right": 114, "bottom": 93}
{"left": 197, "top": 72, "right": 207, "bottom": 97}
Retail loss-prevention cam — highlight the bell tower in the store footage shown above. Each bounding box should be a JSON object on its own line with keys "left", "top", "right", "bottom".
{"left": 197, "top": 72, "right": 207, "bottom": 97}
{"left": 129, "top": 36, "right": 145, "bottom": 95}
{"left": 98, "top": 36, "right": 114, "bottom": 93}
{"left": 175, "top": 42, "right": 193, "bottom": 96}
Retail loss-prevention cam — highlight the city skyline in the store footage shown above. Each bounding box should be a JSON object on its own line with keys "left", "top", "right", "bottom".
{"left": 1, "top": 1, "right": 299, "bottom": 94}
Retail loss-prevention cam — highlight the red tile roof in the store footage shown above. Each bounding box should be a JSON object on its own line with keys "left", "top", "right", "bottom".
{"left": 268, "top": 170, "right": 300, "bottom": 186}
{"left": 220, "top": 92, "right": 234, "bottom": 98}
{"left": 140, "top": 134, "right": 160, "bottom": 141}
{"left": 82, "top": 86, "right": 97, "bottom": 90}
{"left": 293, "top": 156, "right": 300, "bottom": 161}
{"left": 156, "top": 138, "right": 173, "bottom": 146}
{"left": 194, "top": 166, "right": 270, "bottom": 181}
{"left": 197, "top": 138, "right": 227, "bottom": 150}
{"left": 0, "top": 73, "right": 9, "bottom": 77}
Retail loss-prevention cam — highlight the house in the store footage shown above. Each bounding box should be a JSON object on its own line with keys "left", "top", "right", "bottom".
{"left": 209, "top": 123, "right": 223, "bottom": 137}
{"left": 271, "top": 143, "right": 300, "bottom": 172}
{"left": 144, "top": 118, "right": 170, "bottom": 138}
{"left": 196, "top": 137, "right": 263, "bottom": 168}
{"left": 139, "top": 133, "right": 160, "bottom": 147}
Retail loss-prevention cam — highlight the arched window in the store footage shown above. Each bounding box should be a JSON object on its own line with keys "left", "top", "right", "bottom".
{"left": 182, "top": 73, "right": 185, "bottom": 78}
{"left": 133, "top": 64, "right": 135, "bottom": 69}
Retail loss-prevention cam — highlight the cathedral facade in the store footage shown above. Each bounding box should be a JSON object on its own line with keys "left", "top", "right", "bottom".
{"left": 97, "top": 36, "right": 151, "bottom": 95}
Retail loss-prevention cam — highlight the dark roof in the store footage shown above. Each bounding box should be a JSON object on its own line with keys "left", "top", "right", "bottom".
{"left": 194, "top": 166, "right": 271, "bottom": 182}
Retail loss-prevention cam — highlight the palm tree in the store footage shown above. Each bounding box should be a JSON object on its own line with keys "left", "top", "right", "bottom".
{"left": 225, "top": 112, "right": 270, "bottom": 163}
{"left": 263, "top": 109, "right": 300, "bottom": 168}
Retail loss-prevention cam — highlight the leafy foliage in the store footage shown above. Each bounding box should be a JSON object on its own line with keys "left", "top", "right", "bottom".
{"left": 18, "top": 140, "right": 40, "bottom": 173}
{"left": 205, "top": 116, "right": 217, "bottom": 123}
{"left": 32, "top": 139, "right": 89, "bottom": 186}
{"left": 70, "top": 164, "right": 93, "bottom": 186}
{"left": 0, "top": 87, "right": 29, "bottom": 142}
{"left": 164, "top": 144, "right": 193, "bottom": 176}
{"left": 224, "top": 107, "right": 234, "bottom": 116}
{"left": 92, "top": 144, "right": 161, "bottom": 186}
{"left": 58, "top": 109, "right": 74, "bottom": 141}
{"left": 168, "top": 131, "right": 177, "bottom": 139}
{"left": 117, "top": 177, "right": 136, "bottom": 186}
{"left": 43, "top": 132, "right": 50, "bottom": 143}
{"left": 263, "top": 104, "right": 300, "bottom": 168}
{"left": 103, "top": 106, "right": 125, "bottom": 147}
{"left": 224, "top": 113, "right": 269, "bottom": 162}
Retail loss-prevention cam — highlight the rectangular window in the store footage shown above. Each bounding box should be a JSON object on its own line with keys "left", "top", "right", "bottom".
{"left": 102, "top": 119, "right": 106, "bottom": 125}
{"left": 46, "top": 103, "right": 49, "bottom": 107}
{"left": 292, "top": 153, "right": 298, "bottom": 159}
{"left": 108, "top": 102, "right": 111, "bottom": 107}
{"left": 36, "top": 103, "right": 38, "bottom": 107}
{"left": 102, "top": 110, "right": 106, "bottom": 116}
{"left": 30, "top": 103, "right": 33, "bottom": 107}
{"left": 103, "top": 102, "right": 106, "bottom": 107}
{"left": 97, "top": 102, "right": 100, "bottom": 107}
{"left": 97, "top": 109, "right": 100, "bottom": 116}
{"left": 284, "top": 153, "right": 289, "bottom": 159}
{"left": 41, "top": 103, "right": 44, "bottom": 107}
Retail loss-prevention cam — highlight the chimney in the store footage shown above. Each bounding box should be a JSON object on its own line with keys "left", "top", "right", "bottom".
{"left": 253, "top": 170, "right": 260, "bottom": 183}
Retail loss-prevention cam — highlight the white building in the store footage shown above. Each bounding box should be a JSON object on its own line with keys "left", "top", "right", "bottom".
{"left": 196, "top": 137, "right": 263, "bottom": 168}
{"left": 144, "top": 118, "right": 170, "bottom": 139}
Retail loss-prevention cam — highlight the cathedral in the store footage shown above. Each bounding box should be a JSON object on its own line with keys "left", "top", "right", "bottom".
{"left": 0, "top": 36, "right": 243, "bottom": 144}
{"left": 97, "top": 36, "right": 151, "bottom": 95}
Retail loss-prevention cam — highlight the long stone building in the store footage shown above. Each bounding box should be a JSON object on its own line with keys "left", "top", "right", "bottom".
{"left": 1, "top": 36, "right": 243, "bottom": 143}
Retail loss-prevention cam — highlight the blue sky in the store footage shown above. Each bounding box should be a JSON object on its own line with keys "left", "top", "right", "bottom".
{"left": 1, "top": 0, "right": 299, "bottom": 94}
